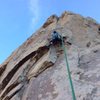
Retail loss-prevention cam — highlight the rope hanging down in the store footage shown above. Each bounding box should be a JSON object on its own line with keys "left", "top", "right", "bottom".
{"left": 61, "top": 37, "right": 76, "bottom": 100}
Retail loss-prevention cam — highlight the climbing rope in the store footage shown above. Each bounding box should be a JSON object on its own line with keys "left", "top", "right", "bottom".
{"left": 61, "top": 36, "right": 76, "bottom": 100}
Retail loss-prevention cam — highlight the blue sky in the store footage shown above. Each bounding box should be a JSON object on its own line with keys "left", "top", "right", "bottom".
{"left": 0, "top": 0, "right": 100, "bottom": 64}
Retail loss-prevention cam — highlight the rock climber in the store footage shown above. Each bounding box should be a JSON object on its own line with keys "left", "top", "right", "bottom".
{"left": 50, "top": 31, "right": 62, "bottom": 45}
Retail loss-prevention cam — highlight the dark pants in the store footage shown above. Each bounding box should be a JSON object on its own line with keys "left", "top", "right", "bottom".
{"left": 51, "top": 38, "right": 62, "bottom": 45}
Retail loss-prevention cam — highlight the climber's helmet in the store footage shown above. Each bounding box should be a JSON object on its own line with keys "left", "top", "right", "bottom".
{"left": 53, "top": 31, "right": 57, "bottom": 33}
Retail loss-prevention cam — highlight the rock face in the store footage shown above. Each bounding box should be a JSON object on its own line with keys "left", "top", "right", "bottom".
{"left": 0, "top": 11, "right": 100, "bottom": 100}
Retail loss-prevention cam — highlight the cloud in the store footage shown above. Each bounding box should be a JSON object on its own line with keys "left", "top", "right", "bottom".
{"left": 29, "top": 0, "right": 40, "bottom": 26}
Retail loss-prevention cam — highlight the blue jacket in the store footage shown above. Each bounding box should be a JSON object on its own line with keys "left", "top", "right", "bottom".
{"left": 52, "top": 32, "right": 61, "bottom": 40}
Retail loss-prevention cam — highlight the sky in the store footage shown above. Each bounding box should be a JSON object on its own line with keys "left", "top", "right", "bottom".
{"left": 0, "top": 0, "right": 100, "bottom": 64}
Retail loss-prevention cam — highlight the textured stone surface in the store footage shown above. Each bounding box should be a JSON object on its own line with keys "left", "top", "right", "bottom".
{"left": 0, "top": 11, "right": 100, "bottom": 100}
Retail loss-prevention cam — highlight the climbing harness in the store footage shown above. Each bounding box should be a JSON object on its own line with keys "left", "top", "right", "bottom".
{"left": 61, "top": 36, "right": 76, "bottom": 100}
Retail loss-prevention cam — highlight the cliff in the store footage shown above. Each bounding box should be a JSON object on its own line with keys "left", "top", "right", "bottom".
{"left": 0, "top": 11, "right": 100, "bottom": 100}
